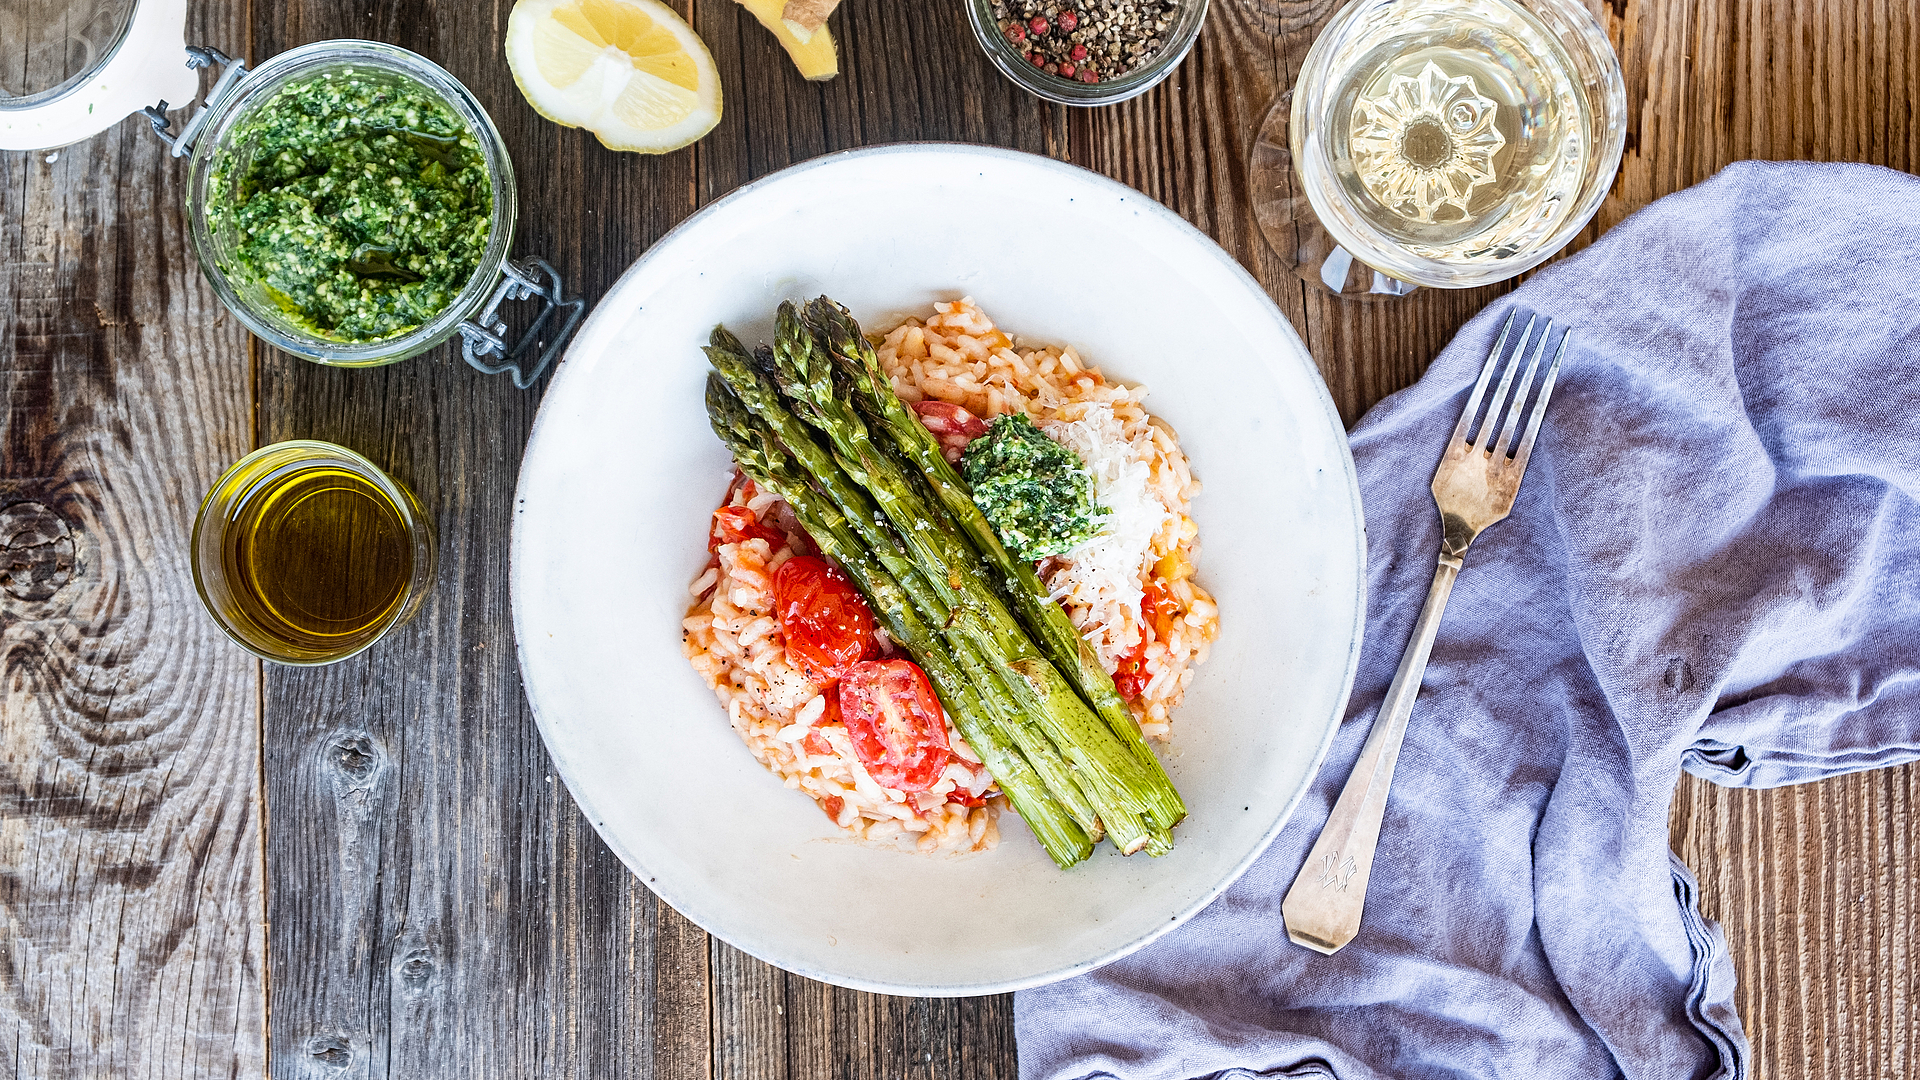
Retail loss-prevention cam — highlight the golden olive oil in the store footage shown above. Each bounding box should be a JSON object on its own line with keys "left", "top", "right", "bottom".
{"left": 220, "top": 465, "right": 413, "bottom": 656}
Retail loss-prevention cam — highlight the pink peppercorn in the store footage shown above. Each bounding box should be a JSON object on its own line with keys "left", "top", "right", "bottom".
{"left": 1005, "top": 22, "right": 1026, "bottom": 44}
{"left": 1028, "top": 15, "right": 1050, "bottom": 35}
{"left": 1070, "top": 43, "right": 1088, "bottom": 61}
{"left": 1029, "top": 51, "right": 1045, "bottom": 67}
{"left": 1057, "top": 10, "right": 1079, "bottom": 31}
{"left": 1078, "top": 69, "right": 1099, "bottom": 84}
{"left": 1058, "top": 62, "right": 1076, "bottom": 77}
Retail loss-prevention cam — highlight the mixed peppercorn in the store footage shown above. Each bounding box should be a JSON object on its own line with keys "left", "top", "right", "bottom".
{"left": 992, "top": 0, "right": 1181, "bottom": 84}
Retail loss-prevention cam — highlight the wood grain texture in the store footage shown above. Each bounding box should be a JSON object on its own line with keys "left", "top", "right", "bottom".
{"left": 1, "top": 0, "right": 1914, "bottom": 1076}
{"left": 1671, "top": 770, "right": 1920, "bottom": 1080}
{"left": 0, "top": 1, "right": 264, "bottom": 1076}
{"left": 247, "top": 0, "right": 704, "bottom": 1075}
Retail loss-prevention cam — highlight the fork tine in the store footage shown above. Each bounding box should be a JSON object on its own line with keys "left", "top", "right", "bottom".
{"left": 1492, "top": 319, "right": 1552, "bottom": 460}
{"left": 1472, "top": 316, "right": 1533, "bottom": 448}
{"left": 1511, "top": 328, "right": 1569, "bottom": 475}
{"left": 1449, "top": 311, "right": 1519, "bottom": 447}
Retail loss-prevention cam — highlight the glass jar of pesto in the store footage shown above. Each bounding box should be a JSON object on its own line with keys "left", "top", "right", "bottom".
{"left": 160, "top": 40, "right": 581, "bottom": 385}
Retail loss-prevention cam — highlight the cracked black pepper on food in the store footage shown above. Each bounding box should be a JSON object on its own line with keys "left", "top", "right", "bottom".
{"left": 991, "top": 0, "right": 1181, "bottom": 84}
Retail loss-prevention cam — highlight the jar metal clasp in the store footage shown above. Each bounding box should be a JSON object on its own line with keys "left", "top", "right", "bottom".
{"left": 456, "top": 259, "right": 587, "bottom": 389}
{"left": 142, "top": 46, "right": 249, "bottom": 157}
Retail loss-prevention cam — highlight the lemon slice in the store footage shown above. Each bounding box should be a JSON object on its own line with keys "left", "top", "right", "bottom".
{"left": 506, "top": 0, "right": 722, "bottom": 153}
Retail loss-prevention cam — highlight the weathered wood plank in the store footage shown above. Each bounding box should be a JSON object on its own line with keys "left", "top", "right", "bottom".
{"left": 711, "top": 942, "right": 785, "bottom": 1080}
{"left": 212, "top": 1, "right": 1919, "bottom": 1079}
{"left": 687, "top": 2, "right": 1050, "bottom": 1075}
{"left": 248, "top": 0, "right": 701, "bottom": 1076}
{"left": 0, "top": 1, "right": 264, "bottom": 1076}
{"left": 1671, "top": 768, "right": 1920, "bottom": 1080}
{"left": 1074, "top": 5, "right": 1919, "bottom": 1080}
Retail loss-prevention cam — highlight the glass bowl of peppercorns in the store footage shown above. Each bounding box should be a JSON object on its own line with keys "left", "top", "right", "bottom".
{"left": 970, "top": 0, "right": 1209, "bottom": 106}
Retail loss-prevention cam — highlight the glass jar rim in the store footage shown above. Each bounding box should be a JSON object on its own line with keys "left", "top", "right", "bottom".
{"left": 965, "top": 0, "right": 1210, "bottom": 107}
{"left": 184, "top": 40, "right": 518, "bottom": 366}
{"left": 1289, "top": 0, "right": 1627, "bottom": 289}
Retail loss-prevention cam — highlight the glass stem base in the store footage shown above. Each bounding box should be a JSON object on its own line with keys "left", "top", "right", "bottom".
{"left": 1250, "top": 88, "right": 1421, "bottom": 300}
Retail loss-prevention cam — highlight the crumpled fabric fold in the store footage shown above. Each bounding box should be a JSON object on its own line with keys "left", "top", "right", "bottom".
{"left": 1016, "top": 161, "right": 1920, "bottom": 1080}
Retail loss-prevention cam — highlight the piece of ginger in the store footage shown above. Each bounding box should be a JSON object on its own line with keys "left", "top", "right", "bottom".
{"left": 735, "top": 0, "right": 838, "bottom": 80}
{"left": 781, "top": 0, "right": 839, "bottom": 39}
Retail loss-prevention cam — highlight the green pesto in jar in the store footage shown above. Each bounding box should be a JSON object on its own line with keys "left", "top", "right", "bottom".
{"left": 211, "top": 68, "right": 493, "bottom": 342}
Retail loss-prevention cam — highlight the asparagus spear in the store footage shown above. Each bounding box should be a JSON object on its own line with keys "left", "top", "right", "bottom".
{"left": 808, "top": 298, "right": 1186, "bottom": 829}
{"left": 708, "top": 324, "right": 1162, "bottom": 854}
{"left": 706, "top": 375, "right": 1095, "bottom": 868}
{"left": 762, "top": 304, "right": 1171, "bottom": 851}
{"left": 698, "top": 337, "right": 1109, "bottom": 843}
{"left": 722, "top": 367, "right": 1108, "bottom": 842}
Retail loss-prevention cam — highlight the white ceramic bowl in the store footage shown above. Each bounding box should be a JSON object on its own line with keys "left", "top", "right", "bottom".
{"left": 510, "top": 144, "right": 1366, "bottom": 995}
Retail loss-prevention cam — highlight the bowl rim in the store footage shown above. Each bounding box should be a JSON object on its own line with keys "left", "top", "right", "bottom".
{"left": 509, "top": 142, "right": 1368, "bottom": 995}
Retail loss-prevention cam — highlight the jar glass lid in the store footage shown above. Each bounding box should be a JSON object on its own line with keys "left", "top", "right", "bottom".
{"left": 0, "top": 0, "right": 197, "bottom": 151}
{"left": 1, "top": 0, "right": 139, "bottom": 104}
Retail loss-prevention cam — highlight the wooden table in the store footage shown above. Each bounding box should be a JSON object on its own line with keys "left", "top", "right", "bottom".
{"left": 3, "top": 0, "right": 1915, "bottom": 1076}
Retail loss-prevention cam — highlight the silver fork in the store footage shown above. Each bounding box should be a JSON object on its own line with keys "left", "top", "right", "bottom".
{"left": 1282, "top": 312, "right": 1571, "bottom": 955}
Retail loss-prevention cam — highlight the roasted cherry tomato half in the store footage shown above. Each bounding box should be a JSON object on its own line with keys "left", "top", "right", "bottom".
{"left": 709, "top": 505, "right": 785, "bottom": 552}
{"left": 913, "top": 399, "right": 989, "bottom": 439}
{"left": 838, "top": 659, "right": 952, "bottom": 792}
{"left": 1141, "top": 578, "right": 1184, "bottom": 643}
{"left": 773, "top": 556, "right": 878, "bottom": 684}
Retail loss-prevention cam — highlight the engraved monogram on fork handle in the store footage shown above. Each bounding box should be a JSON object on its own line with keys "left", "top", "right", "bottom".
{"left": 1282, "top": 312, "right": 1569, "bottom": 955}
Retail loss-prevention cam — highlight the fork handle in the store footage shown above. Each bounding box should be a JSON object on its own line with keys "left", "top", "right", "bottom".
{"left": 1281, "top": 550, "right": 1463, "bottom": 955}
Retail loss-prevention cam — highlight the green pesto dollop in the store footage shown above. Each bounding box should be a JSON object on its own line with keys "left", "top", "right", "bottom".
{"left": 961, "top": 413, "right": 1106, "bottom": 560}
{"left": 210, "top": 69, "right": 493, "bottom": 342}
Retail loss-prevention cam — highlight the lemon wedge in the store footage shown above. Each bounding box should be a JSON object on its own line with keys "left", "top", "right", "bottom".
{"left": 506, "top": 0, "right": 722, "bottom": 153}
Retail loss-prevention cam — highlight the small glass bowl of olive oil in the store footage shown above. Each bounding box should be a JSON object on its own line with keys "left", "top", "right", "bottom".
{"left": 192, "top": 441, "right": 434, "bottom": 665}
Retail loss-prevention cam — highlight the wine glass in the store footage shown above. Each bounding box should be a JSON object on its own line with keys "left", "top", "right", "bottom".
{"left": 1250, "top": 0, "right": 1626, "bottom": 298}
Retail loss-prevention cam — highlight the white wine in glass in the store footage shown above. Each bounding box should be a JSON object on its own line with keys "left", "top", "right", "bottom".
{"left": 1253, "top": 0, "right": 1625, "bottom": 296}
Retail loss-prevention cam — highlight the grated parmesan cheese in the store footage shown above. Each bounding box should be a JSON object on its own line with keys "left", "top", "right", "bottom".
{"left": 1039, "top": 402, "right": 1174, "bottom": 628}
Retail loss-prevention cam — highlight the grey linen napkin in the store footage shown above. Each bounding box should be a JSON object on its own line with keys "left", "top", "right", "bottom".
{"left": 1015, "top": 161, "right": 1920, "bottom": 1080}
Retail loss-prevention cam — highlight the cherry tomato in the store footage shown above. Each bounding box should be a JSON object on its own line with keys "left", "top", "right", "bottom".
{"left": 774, "top": 556, "right": 878, "bottom": 684}
{"left": 913, "top": 400, "right": 990, "bottom": 438}
{"left": 947, "top": 787, "right": 991, "bottom": 808}
{"left": 1113, "top": 641, "right": 1150, "bottom": 701}
{"left": 912, "top": 400, "right": 990, "bottom": 463}
{"left": 709, "top": 505, "right": 786, "bottom": 552}
{"left": 1142, "top": 578, "right": 1182, "bottom": 642}
{"left": 838, "top": 659, "right": 952, "bottom": 792}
